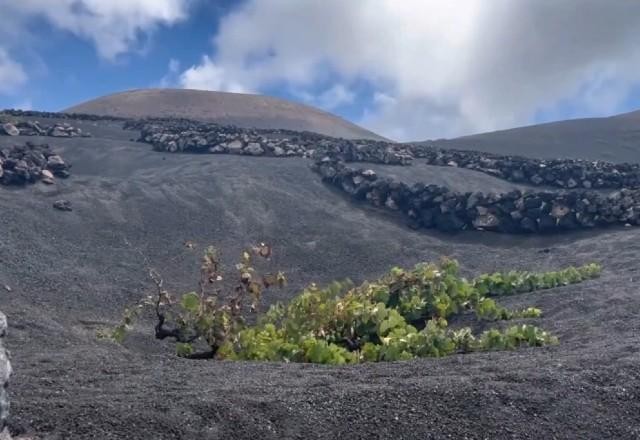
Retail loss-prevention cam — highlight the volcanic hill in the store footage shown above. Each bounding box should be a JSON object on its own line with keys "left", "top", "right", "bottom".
{"left": 65, "top": 88, "right": 386, "bottom": 141}
{"left": 420, "top": 109, "right": 640, "bottom": 162}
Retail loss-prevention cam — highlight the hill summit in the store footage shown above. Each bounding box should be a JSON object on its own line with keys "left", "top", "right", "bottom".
{"left": 64, "top": 88, "right": 386, "bottom": 141}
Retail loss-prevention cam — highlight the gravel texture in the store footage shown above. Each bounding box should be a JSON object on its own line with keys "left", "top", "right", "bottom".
{"left": 0, "top": 119, "right": 638, "bottom": 439}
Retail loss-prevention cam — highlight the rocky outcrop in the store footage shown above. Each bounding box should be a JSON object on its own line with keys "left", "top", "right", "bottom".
{"left": 0, "top": 142, "right": 71, "bottom": 186}
{"left": 0, "top": 312, "right": 11, "bottom": 440}
{"left": 313, "top": 157, "right": 640, "bottom": 234}
{"left": 0, "top": 120, "right": 89, "bottom": 138}
{"left": 412, "top": 145, "right": 640, "bottom": 190}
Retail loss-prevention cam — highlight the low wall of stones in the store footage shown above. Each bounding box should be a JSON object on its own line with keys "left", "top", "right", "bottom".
{"left": 0, "top": 142, "right": 71, "bottom": 186}
{"left": 1, "top": 108, "right": 126, "bottom": 122}
{"left": 1, "top": 120, "right": 89, "bottom": 138}
{"left": 313, "top": 158, "right": 640, "bottom": 233}
{"left": 0, "top": 312, "right": 11, "bottom": 439}
{"left": 126, "top": 119, "right": 413, "bottom": 165}
{"left": 411, "top": 145, "right": 640, "bottom": 190}
{"left": 127, "top": 118, "right": 640, "bottom": 189}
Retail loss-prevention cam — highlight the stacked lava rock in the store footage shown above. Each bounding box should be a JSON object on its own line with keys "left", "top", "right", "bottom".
{"left": 411, "top": 145, "right": 640, "bottom": 190}
{"left": 127, "top": 118, "right": 412, "bottom": 165}
{"left": 314, "top": 156, "right": 640, "bottom": 234}
{"left": 1, "top": 108, "right": 124, "bottom": 122}
{"left": 0, "top": 312, "right": 11, "bottom": 440}
{"left": 1, "top": 121, "right": 89, "bottom": 138}
{"left": 0, "top": 142, "right": 70, "bottom": 185}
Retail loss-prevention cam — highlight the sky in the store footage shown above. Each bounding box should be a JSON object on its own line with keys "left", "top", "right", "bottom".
{"left": 1, "top": 1, "right": 640, "bottom": 142}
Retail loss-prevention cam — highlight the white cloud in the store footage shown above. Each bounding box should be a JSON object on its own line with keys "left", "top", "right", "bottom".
{"left": 292, "top": 84, "right": 355, "bottom": 111}
{"left": 0, "top": 49, "right": 27, "bottom": 94}
{"left": 2, "top": 0, "right": 191, "bottom": 61}
{"left": 315, "top": 85, "right": 355, "bottom": 110}
{"left": 180, "top": 0, "right": 640, "bottom": 141}
{"left": 179, "top": 55, "right": 248, "bottom": 93}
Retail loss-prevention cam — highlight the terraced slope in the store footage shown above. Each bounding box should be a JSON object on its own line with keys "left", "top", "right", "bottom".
{"left": 0, "top": 117, "right": 638, "bottom": 439}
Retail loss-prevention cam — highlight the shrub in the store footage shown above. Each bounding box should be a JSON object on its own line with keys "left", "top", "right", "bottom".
{"left": 102, "top": 243, "right": 285, "bottom": 358}
{"left": 106, "top": 246, "right": 600, "bottom": 364}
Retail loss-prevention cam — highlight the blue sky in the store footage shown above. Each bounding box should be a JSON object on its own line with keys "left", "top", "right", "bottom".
{"left": 1, "top": 1, "right": 640, "bottom": 141}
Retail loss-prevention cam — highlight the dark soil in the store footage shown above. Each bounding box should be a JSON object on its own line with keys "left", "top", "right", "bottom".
{"left": 0, "top": 119, "right": 639, "bottom": 439}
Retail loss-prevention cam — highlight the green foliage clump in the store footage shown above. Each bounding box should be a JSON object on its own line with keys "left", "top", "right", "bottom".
{"left": 473, "top": 263, "right": 601, "bottom": 297}
{"left": 219, "top": 259, "right": 593, "bottom": 363}
{"left": 107, "top": 246, "right": 600, "bottom": 364}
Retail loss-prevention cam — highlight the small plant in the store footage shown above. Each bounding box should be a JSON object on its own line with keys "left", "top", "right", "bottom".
{"left": 103, "top": 243, "right": 285, "bottom": 358}
{"left": 105, "top": 246, "right": 601, "bottom": 364}
{"left": 473, "top": 263, "right": 601, "bottom": 297}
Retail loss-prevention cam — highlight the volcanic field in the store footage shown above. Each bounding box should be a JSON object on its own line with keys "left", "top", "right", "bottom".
{"left": 0, "top": 103, "right": 638, "bottom": 439}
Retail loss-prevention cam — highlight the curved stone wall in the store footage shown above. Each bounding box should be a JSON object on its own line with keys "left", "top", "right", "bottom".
{"left": 313, "top": 158, "right": 640, "bottom": 233}
{"left": 128, "top": 118, "right": 640, "bottom": 190}
{"left": 128, "top": 119, "right": 412, "bottom": 165}
{"left": 412, "top": 145, "right": 640, "bottom": 190}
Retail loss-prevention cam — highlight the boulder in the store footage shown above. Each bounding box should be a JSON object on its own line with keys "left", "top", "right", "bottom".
{"left": 473, "top": 213, "right": 501, "bottom": 230}
{"left": 362, "top": 169, "right": 377, "bottom": 179}
{"left": 226, "top": 140, "right": 244, "bottom": 153}
{"left": 53, "top": 199, "right": 72, "bottom": 211}
{"left": 551, "top": 203, "right": 571, "bottom": 218}
{"left": 48, "top": 126, "right": 70, "bottom": 137}
{"left": 208, "top": 145, "right": 226, "bottom": 154}
{"left": 245, "top": 143, "right": 264, "bottom": 156}
{"left": 385, "top": 197, "right": 399, "bottom": 210}
{"left": 1, "top": 124, "right": 18, "bottom": 137}
{"left": 530, "top": 174, "right": 544, "bottom": 185}
{"left": 510, "top": 169, "right": 525, "bottom": 181}
{"left": 41, "top": 169, "right": 55, "bottom": 184}
{"left": 520, "top": 217, "right": 538, "bottom": 232}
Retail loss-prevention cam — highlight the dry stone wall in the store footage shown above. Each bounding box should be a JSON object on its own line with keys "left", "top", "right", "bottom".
{"left": 129, "top": 117, "right": 640, "bottom": 234}
{"left": 313, "top": 157, "right": 640, "bottom": 233}
{"left": 413, "top": 145, "right": 640, "bottom": 190}
{"left": 127, "top": 119, "right": 412, "bottom": 165}
{"left": 129, "top": 118, "right": 640, "bottom": 190}
{"left": 0, "top": 142, "right": 71, "bottom": 186}
{"left": 5, "top": 113, "right": 640, "bottom": 234}
{"left": 1, "top": 120, "right": 89, "bottom": 138}
{"left": 1, "top": 109, "right": 125, "bottom": 122}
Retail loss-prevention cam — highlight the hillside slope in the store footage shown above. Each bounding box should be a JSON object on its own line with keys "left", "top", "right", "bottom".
{"left": 64, "top": 89, "right": 387, "bottom": 141}
{"left": 0, "top": 116, "right": 638, "bottom": 439}
{"left": 420, "top": 109, "right": 640, "bottom": 162}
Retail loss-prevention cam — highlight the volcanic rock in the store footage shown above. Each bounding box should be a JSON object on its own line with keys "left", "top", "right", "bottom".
{"left": 1, "top": 124, "right": 18, "bottom": 137}
{"left": 53, "top": 200, "right": 72, "bottom": 211}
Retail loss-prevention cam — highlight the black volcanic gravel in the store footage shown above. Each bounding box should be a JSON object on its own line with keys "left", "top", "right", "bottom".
{"left": 0, "top": 119, "right": 638, "bottom": 439}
